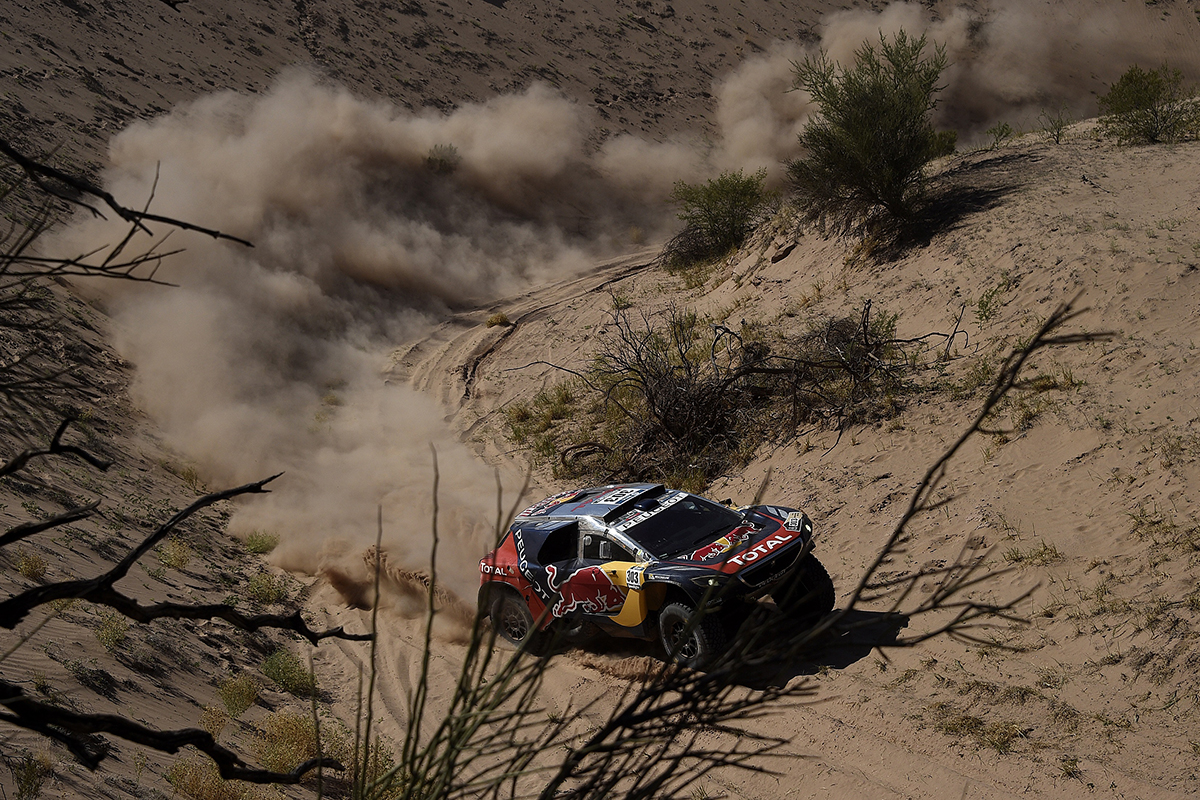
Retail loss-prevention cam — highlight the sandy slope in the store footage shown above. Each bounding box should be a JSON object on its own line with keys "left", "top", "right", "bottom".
{"left": 370, "top": 136, "right": 1200, "bottom": 798}
{"left": 3, "top": 1, "right": 1200, "bottom": 799}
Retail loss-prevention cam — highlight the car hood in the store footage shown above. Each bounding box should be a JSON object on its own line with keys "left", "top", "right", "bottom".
{"left": 656, "top": 508, "right": 812, "bottom": 574}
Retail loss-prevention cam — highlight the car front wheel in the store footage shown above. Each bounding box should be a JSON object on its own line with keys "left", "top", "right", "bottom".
{"left": 659, "top": 601, "right": 726, "bottom": 669}
{"left": 774, "top": 554, "right": 835, "bottom": 619}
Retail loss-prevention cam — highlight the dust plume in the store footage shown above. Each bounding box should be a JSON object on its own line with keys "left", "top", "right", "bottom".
{"left": 52, "top": 74, "right": 674, "bottom": 604}
{"left": 811, "top": 1, "right": 1200, "bottom": 137}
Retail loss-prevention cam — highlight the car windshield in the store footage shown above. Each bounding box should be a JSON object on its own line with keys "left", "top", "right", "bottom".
{"left": 622, "top": 495, "right": 744, "bottom": 558}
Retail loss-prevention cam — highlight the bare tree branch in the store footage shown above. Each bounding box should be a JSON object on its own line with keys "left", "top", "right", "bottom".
{"left": 0, "top": 139, "right": 251, "bottom": 247}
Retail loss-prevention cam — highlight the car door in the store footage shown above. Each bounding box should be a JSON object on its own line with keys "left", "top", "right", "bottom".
{"left": 549, "top": 532, "right": 635, "bottom": 619}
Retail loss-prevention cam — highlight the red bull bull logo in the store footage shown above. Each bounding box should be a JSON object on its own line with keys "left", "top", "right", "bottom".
{"left": 690, "top": 525, "right": 753, "bottom": 562}
{"left": 548, "top": 565, "right": 627, "bottom": 617}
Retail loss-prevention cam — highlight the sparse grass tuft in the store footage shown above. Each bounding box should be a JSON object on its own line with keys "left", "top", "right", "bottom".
{"left": 485, "top": 312, "right": 510, "bottom": 328}
{"left": 929, "top": 702, "right": 1024, "bottom": 753}
{"left": 261, "top": 649, "right": 316, "bottom": 698}
{"left": 158, "top": 536, "right": 193, "bottom": 570}
{"left": 244, "top": 531, "right": 279, "bottom": 555}
{"left": 6, "top": 752, "right": 54, "bottom": 800}
{"left": 1003, "top": 541, "right": 1063, "bottom": 567}
{"left": 219, "top": 674, "right": 260, "bottom": 717}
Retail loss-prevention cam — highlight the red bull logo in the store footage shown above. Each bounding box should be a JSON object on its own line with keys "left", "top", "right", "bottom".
{"left": 547, "top": 565, "right": 626, "bottom": 617}
{"left": 690, "top": 525, "right": 753, "bottom": 562}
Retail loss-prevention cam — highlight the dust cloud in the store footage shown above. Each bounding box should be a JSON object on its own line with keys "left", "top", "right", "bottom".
{"left": 50, "top": 1, "right": 1200, "bottom": 612}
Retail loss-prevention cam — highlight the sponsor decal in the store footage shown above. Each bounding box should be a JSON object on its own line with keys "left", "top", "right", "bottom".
{"left": 615, "top": 490, "right": 688, "bottom": 531}
{"left": 517, "top": 489, "right": 579, "bottom": 518}
{"left": 550, "top": 566, "right": 626, "bottom": 617}
{"left": 513, "top": 530, "right": 552, "bottom": 601}
{"left": 727, "top": 530, "right": 797, "bottom": 567}
{"left": 784, "top": 512, "right": 804, "bottom": 532}
{"left": 689, "top": 525, "right": 753, "bottom": 562}
{"left": 593, "top": 486, "right": 643, "bottom": 505}
{"left": 479, "top": 561, "right": 511, "bottom": 576}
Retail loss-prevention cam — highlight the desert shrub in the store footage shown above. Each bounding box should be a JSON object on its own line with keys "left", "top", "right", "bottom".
{"left": 200, "top": 705, "right": 230, "bottom": 738}
{"left": 244, "top": 530, "right": 279, "bottom": 554}
{"left": 95, "top": 608, "right": 129, "bottom": 652}
{"left": 261, "top": 648, "right": 315, "bottom": 698}
{"left": 531, "top": 301, "right": 914, "bottom": 489}
{"left": 787, "top": 30, "right": 952, "bottom": 239}
{"left": 167, "top": 755, "right": 267, "bottom": 800}
{"left": 1098, "top": 63, "right": 1199, "bottom": 144}
{"left": 246, "top": 572, "right": 287, "bottom": 605}
{"left": 659, "top": 170, "right": 775, "bottom": 271}
{"left": 15, "top": 550, "right": 46, "bottom": 581}
{"left": 251, "top": 712, "right": 322, "bottom": 774}
{"left": 485, "top": 312, "right": 510, "bottom": 327}
{"left": 219, "top": 674, "right": 260, "bottom": 716}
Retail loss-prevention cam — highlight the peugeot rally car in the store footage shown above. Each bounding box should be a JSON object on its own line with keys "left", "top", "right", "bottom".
{"left": 478, "top": 483, "right": 834, "bottom": 668}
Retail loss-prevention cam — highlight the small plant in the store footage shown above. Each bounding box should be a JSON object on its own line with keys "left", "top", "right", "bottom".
{"left": 16, "top": 550, "right": 47, "bottom": 581}
{"left": 1098, "top": 63, "right": 1199, "bottom": 144}
{"left": 158, "top": 536, "right": 193, "bottom": 570}
{"left": 985, "top": 121, "right": 1015, "bottom": 149}
{"left": 244, "top": 530, "right": 279, "bottom": 555}
{"left": 424, "top": 142, "right": 461, "bottom": 174}
{"left": 486, "top": 312, "right": 511, "bottom": 328}
{"left": 261, "top": 648, "right": 316, "bottom": 698}
{"left": 247, "top": 572, "right": 287, "bottom": 605}
{"left": 95, "top": 608, "right": 129, "bottom": 652}
{"left": 1038, "top": 105, "right": 1074, "bottom": 144}
{"left": 218, "top": 674, "right": 260, "bottom": 717}
{"left": 975, "top": 274, "right": 1012, "bottom": 322}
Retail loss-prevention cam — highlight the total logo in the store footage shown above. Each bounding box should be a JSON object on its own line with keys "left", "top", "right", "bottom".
{"left": 727, "top": 531, "right": 796, "bottom": 567}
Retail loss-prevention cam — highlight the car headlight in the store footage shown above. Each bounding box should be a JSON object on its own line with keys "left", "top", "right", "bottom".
{"left": 691, "top": 575, "right": 725, "bottom": 588}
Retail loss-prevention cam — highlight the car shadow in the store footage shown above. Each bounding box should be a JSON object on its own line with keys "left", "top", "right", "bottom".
{"left": 723, "top": 607, "right": 911, "bottom": 689}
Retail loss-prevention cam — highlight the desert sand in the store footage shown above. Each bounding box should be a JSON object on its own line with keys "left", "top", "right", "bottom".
{"left": 3, "top": 1, "right": 1200, "bottom": 799}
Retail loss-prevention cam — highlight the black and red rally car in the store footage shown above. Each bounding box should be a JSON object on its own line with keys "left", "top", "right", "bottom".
{"left": 478, "top": 483, "right": 834, "bottom": 668}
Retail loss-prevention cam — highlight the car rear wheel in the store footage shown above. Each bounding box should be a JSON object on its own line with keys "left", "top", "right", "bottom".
{"left": 659, "top": 602, "right": 726, "bottom": 669}
{"left": 775, "top": 554, "right": 835, "bottom": 618}
{"left": 491, "top": 590, "right": 544, "bottom": 651}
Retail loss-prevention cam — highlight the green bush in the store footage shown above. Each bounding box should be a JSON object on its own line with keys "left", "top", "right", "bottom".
{"left": 261, "top": 648, "right": 316, "bottom": 698}
{"left": 246, "top": 572, "right": 287, "bottom": 605}
{"left": 660, "top": 169, "right": 775, "bottom": 271}
{"left": 1098, "top": 63, "right": 1199, "bottom": 144}
{"left": 787, "top": 30, "right": 952, "bottom": 238}
{"left": 243, "top": 530, "right": 279, "bottom": 555}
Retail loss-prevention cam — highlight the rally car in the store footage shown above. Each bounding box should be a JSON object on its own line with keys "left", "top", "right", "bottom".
{"left": 478, "top": 483, "right": 834, "bottom": 668}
